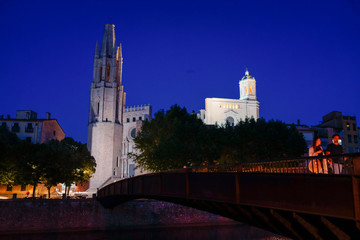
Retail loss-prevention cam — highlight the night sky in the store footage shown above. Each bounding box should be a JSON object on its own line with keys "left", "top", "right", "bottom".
{"left": 1, "top": 0, "right": 359, "bottom": 143}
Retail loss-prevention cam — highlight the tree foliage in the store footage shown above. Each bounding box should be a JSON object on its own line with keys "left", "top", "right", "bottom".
{"left": 0, "top": 126, "right": 95, "bottom": 197}
{"left": 133, "top": 105, "right": 307, "bottom": 171}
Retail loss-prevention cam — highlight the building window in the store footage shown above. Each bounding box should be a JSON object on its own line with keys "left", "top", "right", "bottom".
{"left": 346, "top": 123, "right": 350, "bottom": 130}
{"left": 348, "top": 135, "right": 352, "bottom": 143}
{"left": 6, "top": 185, "right": 12, "bottom": 192}
{"left": 25, "top": 123, "right": 33, "bottom": 133}
{"left": 139, "top": 117, "right": 142, "bottom": 121}
{"left": 1, "top": 122, "right": 7, "bottom": 129}
{"left": 53, "top": 131, "right": 56, "bottom": 136}
{"left": 226, "top": 117, "right": 235, "bottom": 127}
{"left": 116, "top": 157, "right": 119, "bottom": 167}
{"left": 21, "top": 185, "right": 26, "bottom": 191}
{"left": 355, "top": 147, "right": 360, "bottom": 153}
{"left": 250, "top": 85, "right": 253, "bottom": 94}
{"left": 127, "top": 118, "right": 130, "bottom": 123}
{"left": 12, "top": 123, "right": 20, "bottom": 133}
{"left": 130, "top": 128, "right": 136, "bottom": 139}
{"left": 244, "top": 86, "right": 247, "bottom": 94}
{"left": 353, "top": 123, "right": 357, "bottom": 131}
{"left": 354, "top": 135, "right": 358, "bottom": 144}
{"left": 26, "top": 137, "right": 32, "bottom": 142}
{"left": 133, "top": 117, "right": 136, "bottom": 122}
{"left": 97, "top": 102, "right": 100, "bottom": 115}
{"left": 349, "top": 147, "right": 354, "bottom": 153}
{"left": 106, "top": 65, "right": 110, "bottom": 82}
{"left": 99, "top": 66, "right": 102, "bottom": 81}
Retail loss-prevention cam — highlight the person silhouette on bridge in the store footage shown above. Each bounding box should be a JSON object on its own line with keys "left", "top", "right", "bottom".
{"left": 325, "top": 134, "right": 344, "bottom": 174}
{"left": 308, "top": 137, "right": 327, "bottom": 173}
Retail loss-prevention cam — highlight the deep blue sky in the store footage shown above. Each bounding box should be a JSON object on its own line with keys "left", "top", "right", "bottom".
{"left": 1, "top": 0, "right": 359, "bottom": 143}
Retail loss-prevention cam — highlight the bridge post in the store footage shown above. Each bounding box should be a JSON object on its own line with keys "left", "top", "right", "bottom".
{"left": 352, "top": 155, "right": 360, "bottom": 229}
{"left": 185, "top": 170, "right": 190, "bottom": 199}
{"left": 158, "top": 173, "right": 162, "bottom": 195}
{"left": 235, "top": 173, "right": 240, "bottom": 204}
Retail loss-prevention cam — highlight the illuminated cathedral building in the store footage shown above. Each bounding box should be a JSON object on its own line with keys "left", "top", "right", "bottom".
{"left": 87, "top": 24, "right": 151, "bottom": 192}
{"left": 198, "top": 70, "right": 260, "bottom": 126}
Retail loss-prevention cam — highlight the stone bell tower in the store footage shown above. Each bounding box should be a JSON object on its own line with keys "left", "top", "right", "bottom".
{"left": 87, "top": 24, "right": 126, "bottom": 192}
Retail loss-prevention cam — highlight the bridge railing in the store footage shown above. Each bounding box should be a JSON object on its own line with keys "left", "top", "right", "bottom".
{"left": 171, "top": 153, "right": 360, "bottom": 175}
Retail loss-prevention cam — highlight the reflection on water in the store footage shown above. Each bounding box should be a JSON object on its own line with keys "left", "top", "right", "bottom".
{"left": 2, "top": 224, "right": 288, "bottom": 240}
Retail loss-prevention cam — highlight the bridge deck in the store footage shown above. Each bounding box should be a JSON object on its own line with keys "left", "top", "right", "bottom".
{"left": 98, "top": 153, "right": 360, "bottom": 239}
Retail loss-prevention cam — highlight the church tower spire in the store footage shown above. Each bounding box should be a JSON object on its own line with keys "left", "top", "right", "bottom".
{"left": 87, "top": 24, "right": 125, "bottom": 192}
{"left": 239, "top": 69, "right": 257, "bottom": 101}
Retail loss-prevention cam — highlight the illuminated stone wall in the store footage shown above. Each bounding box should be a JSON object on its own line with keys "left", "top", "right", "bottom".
{"left": 0, "top": 199, "right": 235, "bottom": 234}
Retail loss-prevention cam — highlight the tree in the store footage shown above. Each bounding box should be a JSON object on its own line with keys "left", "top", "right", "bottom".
{"left": 43, "top": 138, "right": 96, "bottom": 197}
{"left": 133, "top": 105, "right": 307, "bottom": 171}
{"left": 0, "top": 126, "right": 20, "bottom": 186}
{"left": 10, "top": 142, "right": 45, "bottom": 197}
{"left": 133, "top": 105, "right": 218, "bottom": 172}
{"left": 218, "top": 118, "right": 307, "bottom": 163}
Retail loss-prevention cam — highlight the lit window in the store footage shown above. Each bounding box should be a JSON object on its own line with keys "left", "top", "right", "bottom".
{"left": 250, "top": 85, "right": 253, "bottom": 94}
{"left": 238, "top": 105, "right": 241, "bottom": 109}
{"left": 106, "top": 65, "right": 110, "bottom": 82}
{"left": 346, "top": 123, "right": 350, "bottom": 130}
{"left": 244, "top": 86, "right": 247, "bottom": 94}
{"left": 219, "top": 104, "right": 222, "bottom": 108}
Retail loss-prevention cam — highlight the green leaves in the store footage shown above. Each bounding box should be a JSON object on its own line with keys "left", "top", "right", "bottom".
{"left": 132, "top": 105, "right": 307, "bottom": 171}
{"left": 0, "top": 126, "right": 95, "bottom": 194}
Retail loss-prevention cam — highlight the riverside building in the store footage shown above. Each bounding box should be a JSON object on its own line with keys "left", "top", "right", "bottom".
{"left": 198, "top": 70, "right": 260, "bottom": 126}
{"left": 87, "top": 24, "right": 151, "bottom": 192}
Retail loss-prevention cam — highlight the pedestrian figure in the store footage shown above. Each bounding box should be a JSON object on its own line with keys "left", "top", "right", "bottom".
{"left": 326, "top": 134, "right": 344, "bottom": 174}
{"left": 308, "top": 137, "right": 327, "bottom": 173}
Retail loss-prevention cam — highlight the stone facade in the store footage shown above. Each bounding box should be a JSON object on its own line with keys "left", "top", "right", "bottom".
{"left": 87, "top": 24, "right": 125, "bottom": 192}
{"left": 87, "top": 24, "right": 151, "bottom": 192}
{"left": 0, "top": 110, "right": 65, "bottom": 144}
{"left": 199, "top": 70, "right": 260, "bottom": 126}
{"left": 122, "top": 105, "right": 152, "bottom": 178}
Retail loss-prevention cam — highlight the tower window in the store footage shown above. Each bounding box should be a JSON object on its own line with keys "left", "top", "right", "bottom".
{"left": 127, "top": 118, "right": 130, "bottom": 123}
{"left": 106, "top": 65, "right": 110, "bottom": 82}
{"left": 244, "top": 86, "right": 247, "bottom": 94}
{"left": 99, "top": 66, "right": 102, "bottom": 81}
{"left": 250, "top": 85, "right": 253, "bottom": 94}
{"left": 133, "top": 117, "right": 136, "bottom": 122}
{"left": 97, "top": 102, "right": 100, "bottom": 115}
{"left": 139, "top": 117, "right": 142, "bottom": 120}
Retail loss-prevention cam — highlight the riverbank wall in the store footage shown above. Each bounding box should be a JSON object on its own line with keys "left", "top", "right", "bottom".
{"left": 0, "top": 199, "right": 236, "bottom": 234}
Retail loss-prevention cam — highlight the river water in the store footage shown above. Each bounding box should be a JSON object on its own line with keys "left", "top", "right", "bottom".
{"left": 2, "top": 224, "right": 288, "bottom": 240}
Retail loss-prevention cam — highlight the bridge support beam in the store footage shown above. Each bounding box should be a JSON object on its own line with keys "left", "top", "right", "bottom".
{"left": 293, "top": 213, "right": 323, "bottom": 240}
{"left": 321, "top": 217, "right": 350, "bottom": 240}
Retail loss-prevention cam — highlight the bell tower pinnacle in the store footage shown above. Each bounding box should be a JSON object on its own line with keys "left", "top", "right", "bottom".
{"left": 239, "top": 69, "right": 257, "bottom": 101}
{"left": 87, "top": 24, "right": 125, "bottom": 192}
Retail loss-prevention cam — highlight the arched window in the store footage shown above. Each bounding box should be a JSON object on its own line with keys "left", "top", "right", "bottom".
{"left": 106, "top": 65, "right": 110, "bottom": 82}
{"left": 244, "top": 86, "right": 247, "bottom": 94}
{"left": 226, "top": 117, "right": 235, "bottom": 127}
{"left": 97, "top": 101, "right": 100, "bottom": 115}
{"left": 99, "top": 66, "right": 102, "bottom": 81}
{"left": 250, "top": 85, "right": 253, "bottom": 94}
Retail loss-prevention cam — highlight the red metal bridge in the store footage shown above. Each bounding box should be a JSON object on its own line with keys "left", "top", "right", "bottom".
{"left": 98, "top": 153, "right": 360, "bottom": 239}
